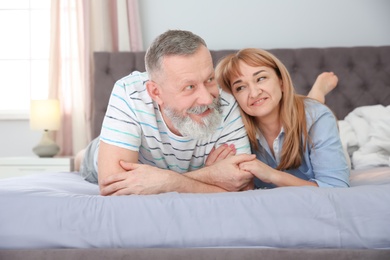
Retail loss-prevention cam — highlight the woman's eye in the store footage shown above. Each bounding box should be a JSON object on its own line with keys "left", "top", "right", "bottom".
{"left": 235, "top": 86, "right": 244, "bottom": 92}
{"left": 257, "top": 76, "right": 266, "bottom": 82}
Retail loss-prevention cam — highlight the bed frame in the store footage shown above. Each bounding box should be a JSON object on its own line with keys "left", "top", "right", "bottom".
{"left": 92, "top": 46, "right": 390, "bottom": 139}
{"left": 2, "top": 248, "right": 390, "bottom": 260}
{"left": 1, "top": 46, "right": 390, "bottom": 260}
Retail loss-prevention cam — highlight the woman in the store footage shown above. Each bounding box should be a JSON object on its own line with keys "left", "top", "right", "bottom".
{"left": 214, "top": 48, "right": 350, "bottom": 188}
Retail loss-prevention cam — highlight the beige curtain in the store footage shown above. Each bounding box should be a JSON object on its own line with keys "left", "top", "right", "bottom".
{"left": 49, "top": 0, "right": 143, "bottom": 156}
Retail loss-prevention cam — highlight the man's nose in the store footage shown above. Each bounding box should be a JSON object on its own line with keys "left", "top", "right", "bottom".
{"left": 197, "top": 85, "right": 215, "bottom": 105}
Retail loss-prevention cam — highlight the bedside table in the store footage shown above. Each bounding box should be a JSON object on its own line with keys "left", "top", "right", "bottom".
{"left": 0, "top": 157, "right": 74, "bottom": 179}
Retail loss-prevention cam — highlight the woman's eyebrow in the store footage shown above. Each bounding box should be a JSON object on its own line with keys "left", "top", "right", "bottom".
{"left": 232, "top": 69, "right": 266, "bottom": 86}
{"left": 232, "top": 79, "right": 243, "bottom": 86}
{"left": 253, "top": 70, "right": 266, "bottom": 77}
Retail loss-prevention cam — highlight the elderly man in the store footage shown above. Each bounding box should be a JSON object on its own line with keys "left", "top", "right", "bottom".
{"left": 78, "top": 30, "right": 254, "bottom": 195}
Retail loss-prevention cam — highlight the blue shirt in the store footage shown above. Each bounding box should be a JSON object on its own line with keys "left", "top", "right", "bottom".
{"left": 254, "top": 99, "right": 350, "bottom": 188}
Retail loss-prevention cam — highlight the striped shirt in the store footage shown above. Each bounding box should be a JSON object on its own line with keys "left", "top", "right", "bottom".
{"left": 96, "top": 71, "right": 250, "bottom": 174}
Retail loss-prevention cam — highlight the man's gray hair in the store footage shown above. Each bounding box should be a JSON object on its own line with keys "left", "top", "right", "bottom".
{"left": 145, "top": 30, "right": 207, "bottom": 79}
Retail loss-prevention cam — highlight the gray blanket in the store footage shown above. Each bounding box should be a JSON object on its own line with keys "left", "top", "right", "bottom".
{"left": 1, "top": 169, "right": 389, "bottom": 249}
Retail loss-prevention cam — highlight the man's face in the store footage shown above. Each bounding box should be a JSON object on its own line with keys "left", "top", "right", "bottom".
{"left": 163, "top": 97, "right": 222, "bottom": 139}
{"left": 152, "top": 45, "right": 222, "bottom": 138}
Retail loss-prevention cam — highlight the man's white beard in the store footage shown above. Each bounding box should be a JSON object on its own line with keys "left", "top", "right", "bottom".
{"left": 163, "top": 98, "right": 222, "bottom": 139}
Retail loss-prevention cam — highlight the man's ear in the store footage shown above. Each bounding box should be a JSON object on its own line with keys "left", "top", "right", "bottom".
{"left": 146, "top": 81, "right": 163, "bottom": 105}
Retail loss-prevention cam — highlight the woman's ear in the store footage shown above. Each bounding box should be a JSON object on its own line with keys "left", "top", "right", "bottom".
{"left": 146, "top": 81, "right": 163, "bottom": 105}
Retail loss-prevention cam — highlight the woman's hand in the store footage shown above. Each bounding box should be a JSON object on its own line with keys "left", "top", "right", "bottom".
{"left": 239, "top": 159, "right": 318, "bottom": 187}
{"left": 239, "top": 159, "right": 275, "bottom": 184}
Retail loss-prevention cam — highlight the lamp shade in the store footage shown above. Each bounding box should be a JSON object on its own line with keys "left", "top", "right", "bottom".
{"left": 30, "top": 99, "right": 61, "bottom": 131}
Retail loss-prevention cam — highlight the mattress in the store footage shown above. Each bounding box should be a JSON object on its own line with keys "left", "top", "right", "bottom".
{"left": 1, "top": 167, "right": 389, "bottom": 249}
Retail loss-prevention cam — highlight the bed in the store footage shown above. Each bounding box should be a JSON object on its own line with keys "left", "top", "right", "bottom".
{"left": 1, "top": 46, "right": 390, "bottom": 259}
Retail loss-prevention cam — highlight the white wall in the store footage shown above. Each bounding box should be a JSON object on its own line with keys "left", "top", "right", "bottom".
{"left": 1, "top": 0, "right": 389, "bottom": 157}
{"left": 139, "top": 0, "right": 390, "bottom": 50}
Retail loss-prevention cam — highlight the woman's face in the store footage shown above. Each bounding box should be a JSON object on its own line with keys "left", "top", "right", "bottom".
{"left": 229, "top": 61, "right": 283, "bottom": 121}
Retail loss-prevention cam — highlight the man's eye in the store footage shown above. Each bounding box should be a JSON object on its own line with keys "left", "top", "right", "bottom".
{"left": 185, "top": 85, "right": 195, "bottom": 90}
{"left": 207, "top": 77, "right": 214, "bottom": 83}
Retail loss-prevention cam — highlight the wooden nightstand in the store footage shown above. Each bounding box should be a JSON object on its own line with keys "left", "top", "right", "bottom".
{"left": 0, "top": 157, "right": 74, "bottom": 179}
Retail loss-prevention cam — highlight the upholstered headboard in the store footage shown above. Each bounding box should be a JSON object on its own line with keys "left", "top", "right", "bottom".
{"left": 92, "top": 46, "right": 390, "bottom": 139}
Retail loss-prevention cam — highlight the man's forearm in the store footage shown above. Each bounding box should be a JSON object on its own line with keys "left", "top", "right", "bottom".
{"left": 166, "top": 169, "right": 226, "bottom": 193}
{"left": 183, "top": 166, "right": 215, "bottom": 186}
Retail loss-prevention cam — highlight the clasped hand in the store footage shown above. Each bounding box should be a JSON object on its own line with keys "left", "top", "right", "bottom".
{"left": 99, "top": 145, "right": 258, "bottom": 196}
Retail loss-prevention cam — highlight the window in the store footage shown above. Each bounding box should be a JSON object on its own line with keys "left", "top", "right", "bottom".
{"left": 0, "top": 0, "right": 51, "bottom": 119}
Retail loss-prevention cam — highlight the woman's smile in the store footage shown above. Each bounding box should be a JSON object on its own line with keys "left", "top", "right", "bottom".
{"left": 251, "top": 97, "right": 268, "bottom": 106}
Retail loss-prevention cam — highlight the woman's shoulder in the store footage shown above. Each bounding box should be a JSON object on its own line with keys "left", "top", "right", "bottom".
{"left": 304, "top": 98, "right": 336, "bottom": 126}
{"left": 304, "top": 98, "right": 333, "bottom": 113}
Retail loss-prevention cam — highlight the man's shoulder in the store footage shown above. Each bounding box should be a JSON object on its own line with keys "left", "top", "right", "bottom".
{"left": 219, "top": 88, "right": 234, "bottom": 99}
{"left": 218, "top": 89, "right": 244, "bottom": 128}
{"left": 117, "top": 71, "right": 149, "bottom": 86}
{"left": 219, "top": 89, "right": 238, "bottom": 110}
{"left": 112, "top": 71, "right": 154, "bottom": 107}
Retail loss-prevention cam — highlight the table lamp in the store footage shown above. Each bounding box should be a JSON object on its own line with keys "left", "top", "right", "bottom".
{"left": 30, "top": 99, "right": 61, "bottom": 157}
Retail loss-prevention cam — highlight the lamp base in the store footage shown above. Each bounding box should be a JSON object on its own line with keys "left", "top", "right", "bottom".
{"left": 33, "top": 131, "right": 60, "bottom": 158}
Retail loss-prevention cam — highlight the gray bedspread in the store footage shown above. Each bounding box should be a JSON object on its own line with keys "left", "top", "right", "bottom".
{"left": 1, "top": 169, "right": 390, "bottom": 249}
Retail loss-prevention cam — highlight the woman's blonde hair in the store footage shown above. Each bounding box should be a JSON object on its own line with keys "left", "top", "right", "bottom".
{"left": 215, "top": 48, "right": 308, "bottom": 170}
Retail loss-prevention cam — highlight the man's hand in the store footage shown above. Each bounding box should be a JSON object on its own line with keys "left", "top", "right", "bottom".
{"left": 188, "top": 153, "right": 256, "bottom": 192}
{"left": 100, "top": 161, "right": 228, "bottom": 196}
{"left": 99, "top": 162, "right": 173, "bottom": 196}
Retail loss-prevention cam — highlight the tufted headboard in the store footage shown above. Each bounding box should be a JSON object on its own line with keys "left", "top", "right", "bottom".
{"left": 92, "top": 46, "right": 390, "bottom": 139}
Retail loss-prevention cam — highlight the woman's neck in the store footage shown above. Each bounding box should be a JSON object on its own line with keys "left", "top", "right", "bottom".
{"left": 256, "top": 115, "right": 282, "bottom": 154}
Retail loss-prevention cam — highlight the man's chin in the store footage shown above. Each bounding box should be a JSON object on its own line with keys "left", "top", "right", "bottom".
{"left": 164, "top": 105, "right": 222, "bottom": 140}
{"left": 188, "top": 114, "right": 208, "bottom": 125}
{"left": 180, "top": 119, "right": 221, "bottom": 140}
{"left": 181, "top": 129, "right": 213, "bottom": 140}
